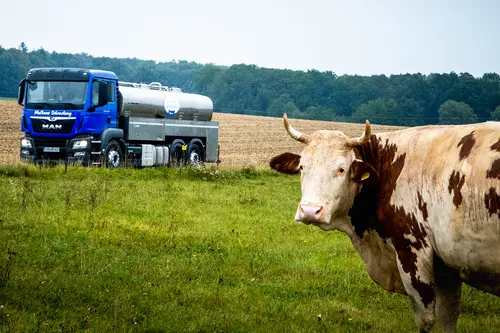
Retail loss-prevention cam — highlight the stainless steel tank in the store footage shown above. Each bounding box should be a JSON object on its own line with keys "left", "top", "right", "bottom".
{"left": 118, "top": 82, "right": 213, "bottom": 121}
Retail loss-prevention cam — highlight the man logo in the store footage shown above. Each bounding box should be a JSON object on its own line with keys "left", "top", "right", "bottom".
{"left": 42, "top": 124, "right": 62, "bottom": 130}
{"left": 48, "top": 117, "right": 57, "bottom": 122}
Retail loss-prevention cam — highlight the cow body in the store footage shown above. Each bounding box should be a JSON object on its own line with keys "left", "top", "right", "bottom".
{"left": 271, "top": 115, "right": 500, "bottom": 332}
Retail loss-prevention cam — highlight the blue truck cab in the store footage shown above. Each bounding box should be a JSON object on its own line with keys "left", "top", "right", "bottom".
{"left": 18, "top": 67, "right": 123, "bottom": 165}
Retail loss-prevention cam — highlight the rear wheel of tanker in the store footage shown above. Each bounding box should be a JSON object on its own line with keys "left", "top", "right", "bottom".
{"left": 105, "top": 140, "right": 123, "bottom": 168}
{"left": 169, "top": 140, "right": 185, "bottom": 168}
{"left": 187, "top": 142, "right": 204, "bottom": 167}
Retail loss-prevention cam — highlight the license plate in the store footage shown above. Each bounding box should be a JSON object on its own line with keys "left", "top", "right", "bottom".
{"left": 43, "top": 147, "right": 60, "bottom": 153}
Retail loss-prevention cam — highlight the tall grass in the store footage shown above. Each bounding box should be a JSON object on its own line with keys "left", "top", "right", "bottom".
{"left": 0, "top": 165, "right": 499, "bottom": 332}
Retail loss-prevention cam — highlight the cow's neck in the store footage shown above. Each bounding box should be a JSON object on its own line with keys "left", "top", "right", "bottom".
{"left": 349, "top": 134, "right": 388, "bottom": 238}
{"left": 342, "top": 133, "right": 406, "bottom": 294}
{"left": 340, "top": 219, "right": 405, "bottom": 294}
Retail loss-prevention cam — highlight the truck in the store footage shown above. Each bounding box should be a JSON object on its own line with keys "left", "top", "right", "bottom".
{"left": 17, "top": 67, "right": 219, "bottom": 167}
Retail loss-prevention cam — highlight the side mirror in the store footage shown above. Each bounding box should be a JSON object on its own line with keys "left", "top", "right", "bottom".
{"left": 98, "top": 82, "right": 109, "bottom": 107}
{"left": 17, "top": 79, "right": 26, "bottom": 106}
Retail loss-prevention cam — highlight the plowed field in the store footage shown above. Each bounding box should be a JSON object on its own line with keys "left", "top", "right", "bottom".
{"left": 0, "top": 100, "right": 404, "bottom": 167}
{"left": 0, "top": 100, "right": 22, "bottom": 164}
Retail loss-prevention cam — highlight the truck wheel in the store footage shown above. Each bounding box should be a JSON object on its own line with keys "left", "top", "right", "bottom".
{"left": 169, "top": 139, "right": 185, "bottom": 167}
{"left": 105, "top": 140, "right": 123, "bottom": 168}
{"left": 187, "top": 142, "right": 204, "bottom": 166}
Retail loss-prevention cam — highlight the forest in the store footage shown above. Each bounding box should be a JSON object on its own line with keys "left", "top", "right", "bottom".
{"left": 1, "top": 43, "right": 499, "bottom": 126}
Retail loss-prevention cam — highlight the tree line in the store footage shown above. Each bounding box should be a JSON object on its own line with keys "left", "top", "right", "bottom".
{"left": 1, "top": 43, "right": 500, "bottom": 126}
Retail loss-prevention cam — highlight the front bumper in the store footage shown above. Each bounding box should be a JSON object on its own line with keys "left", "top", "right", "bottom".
{"left": 20, "top": 135, "right": 96, "bottom": 163}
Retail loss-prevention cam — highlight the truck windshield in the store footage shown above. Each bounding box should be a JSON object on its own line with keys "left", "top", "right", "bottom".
{"left": 26, "top": 81, "right": 88, "bottom": 110}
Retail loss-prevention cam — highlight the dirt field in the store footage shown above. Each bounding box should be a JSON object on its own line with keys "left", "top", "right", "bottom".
{"left": 0, "top": 100, "right": 22, "bottom": 165}
{"left": 0, "top": 100, "right": 404, "bottom": 167}
{"left": 212, "top": 113, "right": 405, "bottom": 167}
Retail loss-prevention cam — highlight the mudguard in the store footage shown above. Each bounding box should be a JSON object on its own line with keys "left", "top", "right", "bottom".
{"left": 99, "top": 128, "right": 124, "bottom": 152}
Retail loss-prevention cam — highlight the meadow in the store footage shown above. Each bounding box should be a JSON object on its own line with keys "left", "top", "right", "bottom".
{"left": 0, "top": 165, "right": 499, "bottom": 332}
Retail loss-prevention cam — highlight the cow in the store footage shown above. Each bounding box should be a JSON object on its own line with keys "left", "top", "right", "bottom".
{"left": 270, "top": 114, "right": 500, "bottom": 333}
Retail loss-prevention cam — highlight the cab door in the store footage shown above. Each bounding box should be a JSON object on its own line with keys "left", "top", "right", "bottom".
{"left": 84, "top": 79, "right": 117, "bottom": 134}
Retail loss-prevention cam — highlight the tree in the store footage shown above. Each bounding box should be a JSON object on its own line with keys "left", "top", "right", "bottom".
{"left": 426, "top": 72, "right": 460, "bottom": 124}
{"left": 351, "top": 98, "right": 397, "bottom": 125}
{"left": 267, "top": 93, "right": 293, "bottom": 117}
{"left": 482, "top": 73, "right": 500, "bottom": 120}
{"left": 438, "top": 100, "right": 478, "bottom": 124}
{"left": 283, "top": 102, "right": 302, "bottom": 119}
{"left": 491, "top": 106, "right": 500, "bottom": 121}
{"left": 18, "top": 42, "right": 28, "bottom": 53}
{"left": 303, "top": 106, "right": 336, "bottom": 121}
{"left": 193, "top": 64, "right": 222, "bottom": 95}
{"left": 396, "top": 98, "right": 425, "bottom": 126}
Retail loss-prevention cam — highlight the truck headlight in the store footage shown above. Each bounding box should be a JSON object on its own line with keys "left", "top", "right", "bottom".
{"left": 21, "top": 138, "right": 32, "bottom": 148}
{"left": 72, "top": 139, "right": 88, "bottom": 149}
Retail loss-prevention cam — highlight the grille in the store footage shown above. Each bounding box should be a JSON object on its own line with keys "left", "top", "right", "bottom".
{"left": 31, "top": 118, "right": 75, "bottom": 134}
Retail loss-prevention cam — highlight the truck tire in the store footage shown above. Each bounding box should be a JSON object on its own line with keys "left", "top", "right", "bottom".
{"left": 187, "top": 141, "right": 204, "bottom": 166}
{"left": 169, "top": 139, "right": 185, "bottom": 167}
{"left": 105, "top": 140, "right": 123, "bottom": 168}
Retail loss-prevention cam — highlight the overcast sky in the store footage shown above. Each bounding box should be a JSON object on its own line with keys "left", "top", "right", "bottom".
{"left": 1, "top": 0, "right": 498, "bottom": 77}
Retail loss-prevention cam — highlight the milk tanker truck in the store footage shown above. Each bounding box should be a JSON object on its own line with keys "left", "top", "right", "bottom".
{"left": 17, "top": 67, "right": 219, "bottom": 167}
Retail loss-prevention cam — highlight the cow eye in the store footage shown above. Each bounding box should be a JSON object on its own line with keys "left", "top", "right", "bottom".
{"left": 299, "top": 165, "right": 304, "bottom": 170}
{"left": 339, "top": 168, "right": 345, "bottom": 174}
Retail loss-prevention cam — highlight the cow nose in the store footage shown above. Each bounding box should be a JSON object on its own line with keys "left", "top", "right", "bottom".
{"left": 298, "top": 204, "right": 324, "bottom": 222}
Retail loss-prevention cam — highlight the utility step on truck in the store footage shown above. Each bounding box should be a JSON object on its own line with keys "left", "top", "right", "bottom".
{"left": 18, "top": 67, "right": 219, "bottom": 167}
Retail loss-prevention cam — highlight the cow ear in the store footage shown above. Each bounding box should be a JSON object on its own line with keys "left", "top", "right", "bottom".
{"left": 350, "top": 160, "right": 378, "bottom": 183}
{"left": 270, "top": 152, "right": 301, "bottom": 174}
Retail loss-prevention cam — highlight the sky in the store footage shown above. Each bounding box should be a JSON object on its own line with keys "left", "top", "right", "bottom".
{"left": 1, "top": 0, "right": 499, "bottom": 77}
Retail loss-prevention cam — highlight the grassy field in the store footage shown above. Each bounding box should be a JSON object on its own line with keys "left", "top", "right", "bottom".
{"left": 0, "top": 165, "right": 499, "bottom": 332}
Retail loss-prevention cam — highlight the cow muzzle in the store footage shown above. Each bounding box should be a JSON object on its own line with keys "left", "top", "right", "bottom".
{"left": 296, "top": 203, "right": 325, "bottom": 223}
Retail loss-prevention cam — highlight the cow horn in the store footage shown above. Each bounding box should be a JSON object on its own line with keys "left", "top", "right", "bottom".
{"left": 283, "top": 113, "right": 310, "bottom": 144}
{"left": 346, "top": 120, "right": 371, "bottom": 147}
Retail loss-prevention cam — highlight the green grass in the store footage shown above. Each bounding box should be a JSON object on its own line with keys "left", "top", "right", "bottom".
{"left": 0, "top": 165, "right": 499, "bottom": 332}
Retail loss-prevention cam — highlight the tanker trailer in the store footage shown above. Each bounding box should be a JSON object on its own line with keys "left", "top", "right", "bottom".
{"left": 18, "top": 67, "right": 219, "bottom": 168}
{"left": 118, "top": 82, "right": 213, "bottom": 121}
{"left": 116, "top": 81, "right": 219, "bottom": 167}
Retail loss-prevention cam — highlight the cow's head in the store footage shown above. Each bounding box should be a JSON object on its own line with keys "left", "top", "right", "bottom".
{"left": 270, "top": 114, "right": 377, "bottom": 231}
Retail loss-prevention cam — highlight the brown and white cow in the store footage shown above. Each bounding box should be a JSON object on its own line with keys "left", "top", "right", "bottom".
{"left": 270, "top": 114, "right": 500, "bottom": 333}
